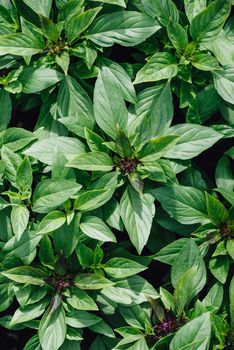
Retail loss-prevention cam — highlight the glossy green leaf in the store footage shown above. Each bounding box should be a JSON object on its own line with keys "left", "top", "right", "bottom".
{"left": 87, "top": 11, "right": 161, "bottom": 47}
{"left": 120, "top": 186, "right": 155, "bottom": 254}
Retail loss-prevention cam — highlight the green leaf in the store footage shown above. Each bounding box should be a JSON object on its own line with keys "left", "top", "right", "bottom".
{"left": 37, "top": 211, "right": 66, "bottom": 235}
{"left": 103, "top": 258, "right": 146, "bottom": 278}
{"left": 184, "top": 0, "right": 206, "bottom": 23}
{"left": 154, "top": 184, "right": 208, "bottom": 225}
{"left": 11, "top": 206, "right": 29, "bottom": 240}
{"left": 215, "top": 188, "right": 234, "bottom": 206}
{"left": 39, "top": 305, "right": 66, "bottom": 350}
{"left": 139, "top": 135, "right": 179, "bottom": 162}
{"left": 209, "top": 256, "right": 229, "bottom": 284}
{"left": 1, "top": 146, "right": 22, "bottom": 186}
{"left": 167, "top": 22, "right": 188, "bottom": 51}
{"left": 57, "top": 76, "right": 94, "bottom": 138}
{"left": 163, "top": 124, "right": 222, "bottom": 159}
{"left": 134, "top": 52, "right": 178, "bottom": 84}
{"left": 154, "top": 238, "right": 189, "bottom": 265}
{"left": 67, "top": 287, "right": 98, "bottom": 311}
{"left": 93, "top": 69, "right": 128, "bottom": 139}
{"left": 87, "top": 11, "right": 161, "bottom": 47}
{"left": 65, "top": 8, "right": 101, "bottom": 43}
{"left": 190, "top": 0, "right": 231, "bottom": 44}
{"left": 74, "top": 274, "right": 114, "bottom": 290}
{"left": 24, "top": 136, "right": 86, "bottom": 166}
{"left": 10, "top": 298, "right": 48, "bottom": 326}
{"left": 205, "top": 192, "right": 229, "bottom": 226}
{"left": 120, "top": 186, "right": 155, "bottom": 254}
{"left": 141, "top": 0, "right": 179, "bottom": 26}
{"left": 21, "top": 0, "right": 52, "bottom": 17}
{"left": 80, "top": 216, "right": 116, "bottom": 242}
{"left": 97, "top": 57, "right": 137, "bottom": 103}
{"left": 32, "top": 179, "right": 82, "bottom": 213}
{"left": 174, "top": 266, "right": 200, "bottom": 315}
{"left": 66, "top": 310, "right": 101, "bottom": 328}
{"left": 19, "top": 67, "right": 63, "bottom": 94}
{"left": 202, "top": 282, "right": 223, "bottom": 311}
{"left": 0, "top": 32, "right": 44, "bottom": 56}
{"left": 171, "top": 239, "right": 206, "bottom": 292}
{"left": 134, "top": 82, "right": 173, "bottom": 142}
{"left": 23, "top": 335, "right": 41, "bottom": 350}
{"left": 213, "top": 65, "right": 234, "bottom": 104}
{"left": 216, "top": 155, "right": 234, "bottom": 192}
{"left": 169, "top": 313, "right": 211, "bottom": 350}
{"left": 2, "top": 266, "right": 48, "bottom": 285}
{"left": 74, "top": 188, "right": 115, "bottom": 211}
{"left": 230, "top": 277, "right": 234, "bottom": 327}
{"left": 16, "top": 156, "right": 33, "bottom": 193}
{"left": 0, "top": 89, "right": 11, "bottom": 132}
{"left": 227, "top": 239, "right": 234, "bottom": 260}
{"left": 67, "top": 152, "right": 114, "bottom": 171}
{"left": 191, "top": 52, "right": 220, "bottom": 71}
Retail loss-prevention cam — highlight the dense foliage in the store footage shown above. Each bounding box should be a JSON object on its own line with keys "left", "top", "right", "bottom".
{"left": 0, "top": 0, "right": 233, "bottom": 349}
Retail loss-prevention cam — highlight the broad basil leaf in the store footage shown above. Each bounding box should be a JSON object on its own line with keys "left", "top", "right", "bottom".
{"left": 164, "top": 124, "right": 222, "bottom": 159}
{"left": 32, "top": 179, "right": 82, "bottom": 213}
{"left": 120, "top": 186, "right": 155, "bottom": 254}
{"left": 0, "top": 32, "right": 44, "bottom": 56}
{"left": 19, "top": 67, "right": 64, "bottom": 94}
{"left": 39, "top": 306, "right": 66, "bottom": 350}
{"left": 93, "top": 67, "right": 128, "bottom": 139}
{"left": 141, "top": 0, "right": 179, "bottom": 26}
{"left": 87, "top": 11, "right": 161, "bottom": 47}
{"left": 57, "top": 76, "right": 94, "bottom": 138}
{"left": 134, "top": 82, "right": 173, "bottom": 142}
{"left": 80, "top": 215, "right": 116, "bottom": 242}
{"left": 154, "top": 184, "right": 209, "bottom": 224}
{"left": 190, "top": 0, "right": 231, "bottom": 44}
{"left": 134, "top": 52, "right": 178, "bottom": 84}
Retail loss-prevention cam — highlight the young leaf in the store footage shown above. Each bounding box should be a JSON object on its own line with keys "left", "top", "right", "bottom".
{"left": 184, "top": 0, "right": 206, "bottom": 23}
{"left": 138, "top": 135, "right": 179, "bottom": 162}
{"left": 190, "top": 0, "right": 231, "bottom": 44}
{"left": 167, "top": 22, "right": 188, "bottom": 51}
{"left": 65, "top": 8, "right": 101, "bottom": 43}
{"left": 205, "top": 192, "right": 229, "bottom": 226}
{"left": 16, "top": 156, "right": 33, "bottom": 193}
{"left": 98, "top": 57, "right": 137, "bottom": 103}
{"left": 141, "top": 0, "right": 179, "bottom": 26}
{"left": 134, "top": 52, "right": 178, "bottom": 84}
